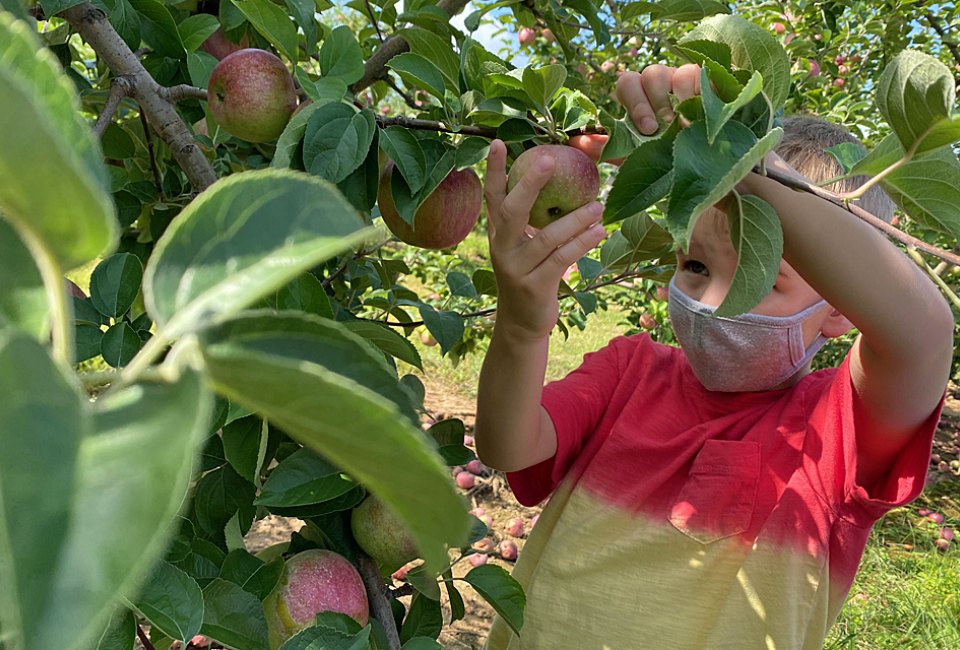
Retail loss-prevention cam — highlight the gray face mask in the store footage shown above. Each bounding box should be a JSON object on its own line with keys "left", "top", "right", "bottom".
{"left": 667, "top": 277, "right": 828, "bottom": 392}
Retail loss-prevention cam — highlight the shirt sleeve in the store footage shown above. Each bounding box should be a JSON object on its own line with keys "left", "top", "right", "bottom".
{"left": 805, "top": 354, "right": 944, "bottom": 526}
{"left": 506, "top": 335, "right": 637, "bottom": 506}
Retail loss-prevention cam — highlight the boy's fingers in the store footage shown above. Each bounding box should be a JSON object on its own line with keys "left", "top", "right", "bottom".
{"left": 672, "top": 63, "right": 701, "bottom": 102}
{"left": 483, "top": 140, "right": 507, "bottom": 237}
{"left": 496, "top": 155, "right": 556, "bottom": 242}
{"left": 522, "top": 201, "right": 604, "bottom": 274}
{"left": 530, "top": 218, "right": 607, "bottom": 282}
{"left": 616, "top": 71, "right": 658, "bottom": 135}
{"left": 639, "top": 65, "right": 677, "bottom": 125}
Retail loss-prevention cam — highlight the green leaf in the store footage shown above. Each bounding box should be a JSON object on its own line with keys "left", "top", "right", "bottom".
{"left": 134, "top": 562, "right": 204, "bottom": 643}
{"left": 667, "top": 121, "right": 782, "bottom": 247}
{"left": 319, "top": 24, "right": 364, "bottom": 84}
{"left": 877, "top": 49, "right": 958, "bottom": 155}
{"left": 218, "top": 550, "right": 283, "bottom": 601}
{"left": 472, "top": 269, "right": 497, "bottom": 297}
{"left": 0, "top": 12, "right": 116, "bottom": 270}
{"left": 603, "top": 120, "right": 680, "bottom": 225}
{"left": 399, "top": 593, "right": 443, "bottom": 643}
{"left": 463, "top": 564, "right": 525, "bottom": 636}
{"left": 443, "top": 568, "right": 465, "bottom": 623}
{"left": 455, "top": 136, "right": 491, "bottom": 171}
{"left": 179, "top": 13, "right": 220, "bottom": 52}
{"left": 401, "top": 638, "right": 442, "bottom": 650}
{"left": 882, "top": 147, "right": 960, "bottom": 239}
{"left": 521, "top": 64, "right": 567, "bottom": 114}
{"left": 0, "top": 219, "right": 47, "bottom": 340}
{"left": 200, "top": 578, "right": 270, "bottom": 650}
{"left": 89, "top": 607, "right": 136, "bottom": 650}
{"left": 201, "top": 311, "right": 420, "bottom": 424}
{"left": 272, "top": 101, "right": 319, "bottom": 170}
{"left": 681, "top": 14, "right": 791, "bottom": 114}
{"left": 28, "top": 371, "right": 212, "bottom": 650}
{"left": 194, "top": 464, "right": 257, "bottom": 539}
{"left": 100, "top": 321, "right": 142, "bottom": 368}
{"left": 187, "top": 50, "right": 218, "bottom": 88}
{"left": 144, "top": 169, "right": 372, "bottom": 340}
{"left": 713, "top": 194, "right": 783, "bottom": 317}
{"left": 701, "top": 67, "right": 762, "bottom": 145}
{"left": 90, "top": 252, "right": 143, "bottom": 318}
{"left": 390, "top": 140, "right": 456, "bottom": 224}
{"left": 398, "top": 27, "right": 460, "bottom": 93}
{"left": 75, "top": 322, "right": 104, "bottom": 363}
{"left": 0, "top": 331, "right": 85, "bottom": 649}
{"left": 284, "top": 0, "right": 318, "bottom": 53}
{"left": 127, "top": 0, "right": 184, "bottom": 58}
{"left": 380, "top": 126, "right": 428, "bottom": 194}
{"left": 221, "top": 415, "right": 267, "bottom": 484}
{"left": 256, "top": 447, "right": 357, "bottom": 507}
{"left": 388, "top": 52, "right": 446, "bottom": 100}
{"left": 849, "top": 132, "right": 903, "bottom": 176}
{"left": 101, "top": 0, "right": 142, "bottom": 52}
{"left": 825, "top": 143, "right": 867, "bottom": 175}
{"left": 446, "top": 271, "right": 477, "bottom": 299}
{"left": 418, "top": 304, "right": 464, "bottom": 355}
{"left": 279, "top": 624, "right": 371, "bottom": 650}
{"left": 200, "top": 333, "right": 470, "bottom": 575}
{"left": 650, "top": 0, "right": 730, "bottom": 22}
{"left": 230, "top": 0, "right": 298, "bottom": 62}
{"left": 563, "top": 0, "right": 610, "bottom": 45}
{"left": 674, "top": 39, "right": 732, "bottom": 69}
{"left": 303, "top": 105, "right": 377, "bottom": 183}
{"left": 341, "top": 320, "right": 424, "bottom": 371}
{"left": 101, "top": 123, "right": 136, "bottom": 159}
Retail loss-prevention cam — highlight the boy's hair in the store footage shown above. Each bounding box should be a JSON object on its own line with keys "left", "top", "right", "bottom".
{"left": 776, "top": 115, "right": 897, "bottom": 223}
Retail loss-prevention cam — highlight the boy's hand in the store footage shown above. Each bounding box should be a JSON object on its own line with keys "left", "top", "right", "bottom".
{"left": 616, "top": 63, "right": 702, "bottom": 134}
{"left": 484, "top": 140, "right": 606, "bottom": 341}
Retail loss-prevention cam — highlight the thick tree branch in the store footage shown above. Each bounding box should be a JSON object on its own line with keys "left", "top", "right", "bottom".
{"left": 62, "top": 4, "right": 217, "bottom": 192}
{"left": 93, "top": 75, "right": 134, "bottom": 137}
{"left": 350, "top": 0, "right": 471, "bottom": 94}
{"left": 358, "top": 553, "right": 401, "bottom": 650}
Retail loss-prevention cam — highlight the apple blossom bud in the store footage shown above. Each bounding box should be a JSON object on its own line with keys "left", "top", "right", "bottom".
{"left": 468, "top": 553, "right": 488, "bottom": 567}
{"left": 456, "top": 471, "right": 476, "bottom": 489}
{"left": 498, "top": 540, "right": 519, "bottom": 561}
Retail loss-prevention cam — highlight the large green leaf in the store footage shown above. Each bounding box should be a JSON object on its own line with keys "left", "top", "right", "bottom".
{"left": 388, "top": 52, "right": 446, "bottom": 101}
{"left": 882, "top": 147, "right": 960, "bottom": 239}
{"left": 134, "top": 561, "right": 204, "bottom": 643}
{"left": 681, "top": 14, "right": 791, "bottom": 114}
{"left": 463, "top": 564, "right": 525, "bottom": 636}
{"left": 0, "top": 331, "right": 86, "bottom": 650}
{"left": 200, "top": 330, "right": 470, "bottom": 574}
{"left": 0, "top": 219, "right": 47, "bottom": 340}
{"left": 701, "top": 67, "right": 762, "bottom": 145}
{"left": 667, "top": 121, "right": 782, "bottom": 247}
{"left": 714, "top": 194, "right": 783, "bottom": 317}
{"left": 650, "top": 0, "right": 730, "bottom": 22}
{"left": 379, "top": 126, "right": 428, "bottom": 194}
{"left": 48, "top": 372, "right": 212, "bottom": 649}
{"left": 303, "top": 105, "right": 377, "bottom": 183}
{"left": 229, "top": 0, "right": 298, "bottom": 62}
{"left": 318, "top": 24, "right": 364, "bottom": 84}
{"left": 0, "top": 12, "right": 116, "bottom": 270}
{"left": 603, "top": 120, "right": 681, "bottom": 225}
{"left": 398, "top": 27, "right": 460, "bottom": 93}
{"left": 127, "top": 0, "right": 184, "bottom": 58}
{"left": 200, "top": 578, "right": 269, "bottom": 650}
{"left": 143, "top": 169, "right": 372, "bottom": 339}
{"left": 256, "top": 447, "right": 358, "bottom": 507}
{"left": 876, "top": 50, "right": 959, "bottom": 155}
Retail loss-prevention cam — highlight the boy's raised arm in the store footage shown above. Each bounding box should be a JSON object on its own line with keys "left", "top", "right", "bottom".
{"left": 474, "top": 141, "right": 606, "bottom": 472}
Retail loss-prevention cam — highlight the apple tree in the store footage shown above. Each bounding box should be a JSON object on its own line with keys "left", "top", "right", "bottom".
{"left": 0, "top": 1, "right": 958, "bottom": 649}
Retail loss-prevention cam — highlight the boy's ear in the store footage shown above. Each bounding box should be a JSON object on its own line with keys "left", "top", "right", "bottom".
{"left": 821, "top": 307, "right": 854, "bottom": 338}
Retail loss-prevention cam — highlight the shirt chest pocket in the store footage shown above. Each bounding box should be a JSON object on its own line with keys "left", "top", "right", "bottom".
{"left": 668, "top": 440, "right": 761, "bottom": 544}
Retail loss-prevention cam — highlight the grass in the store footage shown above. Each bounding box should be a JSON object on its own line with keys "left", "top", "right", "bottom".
{"left": 416, "top": 302, "right": 960, "bottom": 648}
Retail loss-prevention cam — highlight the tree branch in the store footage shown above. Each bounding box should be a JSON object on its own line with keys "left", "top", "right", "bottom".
{"left": 158, "top": 84, "right": 209, "bottom": 103}
{"left": 93, "top": 75, "right": 134, "bottom": 137}
{"left": 350, "top": 0, "right": 472, "bottom": 94}
{"left": 62, "top": 4, "right": 217, "bottom": 192}
{"left": 926, "top": 12, "right": 960, "bottom": 74}
{"left": 358, "top": 553, "right": 401, "bottom": 650}
{"left": 364, "top": 0, "right": 385, "bottom": 43}
{"left": 377, "top": 115, "right": 498, "bottom": 137}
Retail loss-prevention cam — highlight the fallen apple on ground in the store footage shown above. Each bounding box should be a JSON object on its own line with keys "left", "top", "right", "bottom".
{"left": 207, "top": 49, "right": 297, "bottom": 143}
{"left": 378, "top": 163, "right": 483, "bottom": 249}
{"left": 263, "top": 549, "right": 368, "bottom": 649}
{"left": 506, "top": 145, "right": 600, "bottom": 229}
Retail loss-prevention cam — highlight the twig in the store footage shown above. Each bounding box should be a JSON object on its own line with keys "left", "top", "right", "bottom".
{"left": 93, "top": 75, "right": 134, "bottom": 138}
{"left": 158, "top": 84, "right": 208, "bottom": 103}
{"left": 383, "top": 75, "right": 419, "bottom": 110}
{"left": 907, "top": 247, "right": 960, "bottom": 311}
{"left": 350, "top": 0, "right": 472, "bottom": 94}
{"left": 387, "top": 583, "right": 416, "bottom": 599}
{"left": 358, "top": 553, "right": 401, "bottom": 650}
{"left": 377, "top": 115, "right": 498, "bottom": 137}
{"left": 926, "top": 12, "right": 960, "bottom": 75}
{"left": 139, "top": 110, "right": 163, "bottom": 200}
{"left": 62, "top": 4, "right": 217, "bottom": 192}
{"left": 364, "top": 0, "right": 385, "bottom": 43}
{"left": 135, "top": 624, "right": 155, "bottom": 650}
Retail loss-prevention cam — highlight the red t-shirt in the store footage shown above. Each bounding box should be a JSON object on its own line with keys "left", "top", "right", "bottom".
{"left": 485, "top": 334, "right": 941, "bottom": 650}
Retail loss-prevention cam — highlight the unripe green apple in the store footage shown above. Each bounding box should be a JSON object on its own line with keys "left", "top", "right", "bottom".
{"left": 263, "top": 549, "right": 368, "bottom": 649}
{"left": 506, "top": 145, "right": 600, "bottom": 229}
{"left": 207, "top": 49, "right": 297, "bottom": 143}
{"left": 350, "top": 496, "right": 419, "bottom": 574}
{"left": 378, "top": 162, "right": 482, "bottom": 249}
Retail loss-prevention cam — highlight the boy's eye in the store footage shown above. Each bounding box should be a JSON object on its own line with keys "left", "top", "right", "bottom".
{"left": 681, "top": 259, "right": 708, "bottom": 275}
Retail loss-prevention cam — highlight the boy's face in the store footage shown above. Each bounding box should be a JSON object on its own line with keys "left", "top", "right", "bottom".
{"left": 673, "top": 208, "right": 835, "bottom": 348}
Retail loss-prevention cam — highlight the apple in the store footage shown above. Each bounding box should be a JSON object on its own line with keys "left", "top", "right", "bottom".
{"left": 541, "top": 28, "right": 555, "bottom": 43}
{"left": 838, "top": 64, "right": 849, "bottom": 75}
{"left": 638, "top": 313, "right": 657, "bottom": 330}
{"left": 518, "top": 27, "right": 536, "bottom": 46}
{"left": 264, "top": 549, "right": 368, "bottom": 648}
{"left": 200, "top": 27, "right": 249, "bottom": 60}
{"left": 833, "top": 77, "right": 845, "bottom": 87}
{"left": 469, "top": 506, "right": 485, "bottom": 517}
{"left": 940, "top": 528, "right": 955, "bottom": 542}
{"left": 378, "top": 162, "right": 482, "bottom": 249}
{"left": 935, "top": 538, "right": 950, "bottom": 552}
{"left": 350, "top": 495, "right": 419, "bottom": 574}
{"left": 498, "top": 540, "right": 519, "bottom": 561}
{"left": 468, "top": 553, "right": 488, "bottom": 567}
{"left": 600, "top": 59, "right": 616, "bottom": 73}
{"left": 455, "top": 471, "right": 476, "bottom": 489}
{"left": 463, "top": 434, "right": 475, "bottom": 446}
{"left": 834, "top": 54, "right": 846, "bottom": 66}
{"left": 507, "top": 517, "right": 525, "bottom": 538}
{"left": 928, "top": 512, "right": 945, "bottom": 524}
{"left": 466, "top": 459, "right": 485, "bottom": 475}
{"left": 655, "top": 285, "right": 669, "bottom": 301}
{"left": 473, "top": 537, "right": 495, "bottom": 553}
{"left": 808, "top": 59, "right": 821, "bottom": 78}
{"left": 628, "top": 47, "right": 639, "bottom": 57}
{"left": 420, "top": 331, "right": 438, "bottom": 347}
{"left": 772, "top": 22, "right": 786, "bottom": 34}
{"left": 207, "top": 49, "right": 297, "bottom": 143}
{"left": 506, "top": 145, "right": 600, "bottom": 229}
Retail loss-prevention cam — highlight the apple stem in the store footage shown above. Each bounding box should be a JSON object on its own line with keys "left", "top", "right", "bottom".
{"left": 358, "top": 553, "right": 402, "bottom": 650}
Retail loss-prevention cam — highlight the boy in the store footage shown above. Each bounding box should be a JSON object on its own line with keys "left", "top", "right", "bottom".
{"left": 475, "top": 63, "right": 954, "bottom": 649}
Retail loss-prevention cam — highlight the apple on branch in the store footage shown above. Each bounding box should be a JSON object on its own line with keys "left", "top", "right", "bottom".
{"left": 207, "top": 49, "right": 297, "bottom": 143}
{"left": 506, "top": 145, "right": 600, "bottom": 229}
{"left": 378, "top": 162, "right": 482, "bottom": 250}
{"left": 200, "top": 27, "right": 249, "bottom": 60}
{"left": 350, "top": 495, "right": 419, "bottom": 575}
